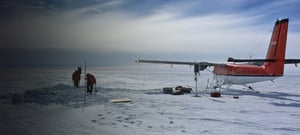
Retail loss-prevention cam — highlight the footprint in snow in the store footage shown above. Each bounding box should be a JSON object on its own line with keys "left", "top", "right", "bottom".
{"left": 136, "top": 121, "right": 143, "bottom": 126}
{"left": 99, "top": 117, "right": 106, "bottom": 120}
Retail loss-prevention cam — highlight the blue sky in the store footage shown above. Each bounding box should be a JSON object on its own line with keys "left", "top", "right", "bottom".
{"left": 1, "top": 0, "right": 300, "bottom": 68}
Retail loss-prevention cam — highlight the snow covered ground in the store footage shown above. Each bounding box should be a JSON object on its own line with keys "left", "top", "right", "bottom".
{"left": 1, "top": 76, "right": 300, "bottom": 135}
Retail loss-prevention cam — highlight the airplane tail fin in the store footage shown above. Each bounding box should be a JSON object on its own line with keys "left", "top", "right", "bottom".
{"left": 264, "top": 18, "right": 289, "bottom": 76}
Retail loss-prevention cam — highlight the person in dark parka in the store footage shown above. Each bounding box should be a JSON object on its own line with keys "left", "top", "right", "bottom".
{"left": 72, "top": 70, "right": 81, "bottom": 88}
{"left": 86, "top": 73, "right": 96, "bottom": 94}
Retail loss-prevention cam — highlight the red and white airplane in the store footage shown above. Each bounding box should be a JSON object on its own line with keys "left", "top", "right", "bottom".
{"left": 136, "top": 18, "right": 300, "bottom": 90}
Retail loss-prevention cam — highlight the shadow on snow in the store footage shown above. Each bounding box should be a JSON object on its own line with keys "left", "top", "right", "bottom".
{"left": 223, "top": 89, "right": 300, "bottom": 107}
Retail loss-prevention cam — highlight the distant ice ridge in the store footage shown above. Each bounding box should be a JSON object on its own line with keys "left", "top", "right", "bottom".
{"left": 0, "top": 83, "right": 161, "bottom": 106}
{"left": 0, "top": 66, "right": 201, "bottom": 94}
{"left": 5, "top": 84, "right": 85, "bottom": 105}
{"left": 1, "top": 84, "right": 133, "bottom": 105}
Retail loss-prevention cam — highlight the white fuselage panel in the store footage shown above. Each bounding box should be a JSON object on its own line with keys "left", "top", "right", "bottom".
{"left": 215, "top": 75, "right": 278, "bottom": 85}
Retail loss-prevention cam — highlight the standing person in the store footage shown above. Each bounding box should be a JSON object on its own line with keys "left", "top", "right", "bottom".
{"left": 86, "top": 73, "right": 96, "bottom": 94}
{"left": 72, "top": 70, "right": 81, "bottom": 88}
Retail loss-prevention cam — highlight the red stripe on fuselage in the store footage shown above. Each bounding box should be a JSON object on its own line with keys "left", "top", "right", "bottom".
{"left": 213, "top": 64, "right": 279, "bottom": 76}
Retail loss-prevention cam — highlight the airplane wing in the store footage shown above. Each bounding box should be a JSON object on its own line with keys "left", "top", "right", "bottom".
{"left": 227, "top": 57, "right": 300, "bottom": 66}
{"left": 285, "top": 59, "right": 300, "bottom": 66}
{"left": 136, "top": 60, "right": 225, "bottom": 71}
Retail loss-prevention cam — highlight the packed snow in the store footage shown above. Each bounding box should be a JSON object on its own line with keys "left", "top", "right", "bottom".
{"left": 1, "top": 67, "right": 300, "bottom": 135}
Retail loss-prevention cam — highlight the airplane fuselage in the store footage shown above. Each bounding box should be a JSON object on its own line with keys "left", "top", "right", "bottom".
{"left": 213, "top": 64, "right": 281, "bottom": 85}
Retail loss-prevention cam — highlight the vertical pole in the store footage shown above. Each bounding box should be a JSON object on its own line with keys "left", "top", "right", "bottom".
{"left": 84, "top": 59, "right": 86, "bottom": 103}
{"left": 195, "top": 73, "right": 198, "bottom": 97}
{"left": 206, "top": 79, "right": 209, "bottom": 93}
{"left": 194, "top": 64, "right": 200, "bottom": 97}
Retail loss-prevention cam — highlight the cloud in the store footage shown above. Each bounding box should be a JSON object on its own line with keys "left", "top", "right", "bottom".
{"left": 1, "top": 0, "right": 300, "bottom": 67}
{"left": 55, "top": 10, "right": 270, "bottom": 58}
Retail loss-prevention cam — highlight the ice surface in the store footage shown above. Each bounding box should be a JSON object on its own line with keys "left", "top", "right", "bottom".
{"left": 1, "top": 78, "right": 300, "bottom": 135}
{"left": 1, "top": 67, "right": 300, "bottom": 135}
